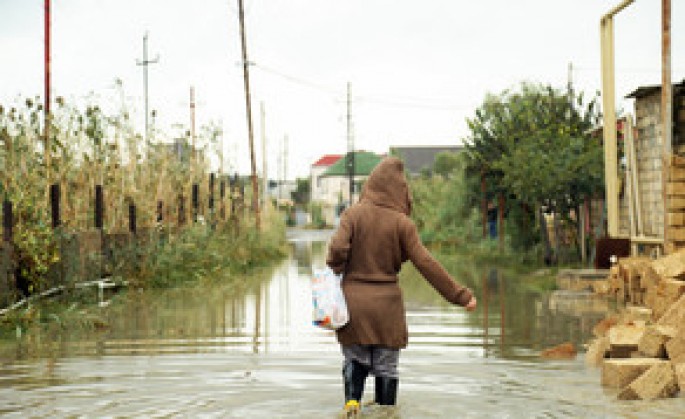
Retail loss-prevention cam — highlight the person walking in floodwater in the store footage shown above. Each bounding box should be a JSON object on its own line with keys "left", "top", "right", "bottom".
{"left": 326, "top": 157, "right": 477, "bottom": 415}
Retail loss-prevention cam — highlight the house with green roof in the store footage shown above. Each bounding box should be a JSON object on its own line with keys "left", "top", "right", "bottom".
{"left": 312, "top": 150, "right": 383, "bottom": 225}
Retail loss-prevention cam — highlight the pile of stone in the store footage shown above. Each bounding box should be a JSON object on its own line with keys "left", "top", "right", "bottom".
{"left": 586, "top": 250, "right": 685, "bottom": 400}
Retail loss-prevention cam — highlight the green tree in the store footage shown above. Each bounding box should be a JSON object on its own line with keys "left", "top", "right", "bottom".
{"left": 291, "top": 177, "right": 310, "bottom": 205}
{"left": 464, "top": 82, "right": 603, "bottom": 257}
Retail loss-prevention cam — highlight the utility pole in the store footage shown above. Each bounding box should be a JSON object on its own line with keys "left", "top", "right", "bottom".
{"left": 346, "top": 82, "right": 354, "bottom": 207}
{"left": 190, "top": 86, "right": 196, "bottom": 174}
{"left": 44, "top": 0, "right": 51, "bottom": 181}
{"left": 237, "top": 0, "right": 260, "bottom": 231}
{"left": 662, "top": 0, "right": 672, "bottom": 247}
{"left": 136, "top": 32, "right": 158, "bottom": 144}
{"left": 283, "top": 134, "right": 289, "bottom": 199}
{"left": 260, "top": 102, "right": 268, "bottom": 211}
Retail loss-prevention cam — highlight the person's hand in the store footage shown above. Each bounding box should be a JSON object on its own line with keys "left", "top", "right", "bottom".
{"left": 465, "top": 297, "right": 477, "bottom": 312}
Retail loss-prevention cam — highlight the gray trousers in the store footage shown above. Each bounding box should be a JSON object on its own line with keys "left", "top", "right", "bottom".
{"left": 342, "top": 344, "right": 400, "bottom": 378}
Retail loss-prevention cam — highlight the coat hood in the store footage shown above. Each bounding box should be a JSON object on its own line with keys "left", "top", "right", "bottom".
{"left": 360, "top": 157, "right": 412, "bottom": 215}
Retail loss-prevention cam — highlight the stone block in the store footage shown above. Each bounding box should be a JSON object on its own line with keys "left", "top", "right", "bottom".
{"left": 667, "top": 182, "right": 685, "bottom": 196}
{"left": 617, "top": 362, "right": 678, "bottom": 400}
{"left": 608, "top": 324, "right": 646, "bottom": 358}
{"left": 601, "top": 358, "right": 667, "bottom": 388}
{"left": 675, "top": 363, "right": 685, "bottom": 393}
{"left": 586, "top": 337, "right": 610, "bottom": 367}
{"left": 657, "top": 294, "right": 685, "bottom": 328}
{"left": 638, "top": 325, "right": 677, "bottom": 358}
{"left": 668, "top": 212, "right": 685, "bottom": 226}
{"left": 666, "top": 334, "right": 685, "bottom": 363}
{"left": 651, "top": 249, "right": 685, "bottom": 279}
{"left": 625, "top": 306, "right": 653, "bottom": 323}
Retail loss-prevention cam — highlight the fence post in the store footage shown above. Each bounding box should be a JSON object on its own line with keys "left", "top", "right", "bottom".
{"left": 157, "top": 200, "right": 163, "bottom": 223}
{"left": 220, "top": 178, "right": 226, "bottom": 221}
{"left": 129, "top": 202, "right": 137, "bottom": 235}
{"left": 50, "top": 183, "right": 61, "bottom": 228}
{"left": 2, "top": 200, "right": 12, "bottom": 243}
{"left": 209, "top": 173, "right": 215, "bottom": 212}
{"left": 1, "top": 200, "right": 12, "bottom": 306}
{"left": 95, "top": 185, "right": 103, "bottom": 230}
{"left": 192, "top": 183, "right": 199, "bottom": 223}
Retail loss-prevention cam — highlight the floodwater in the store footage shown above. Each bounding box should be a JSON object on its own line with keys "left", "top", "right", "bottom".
{"left": 2, "top": 229, "right": 685, "bottom": 418}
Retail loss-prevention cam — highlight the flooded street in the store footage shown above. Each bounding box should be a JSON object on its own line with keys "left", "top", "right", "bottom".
{"left": 2, "top": 229, "right": 685, "bottom": 418}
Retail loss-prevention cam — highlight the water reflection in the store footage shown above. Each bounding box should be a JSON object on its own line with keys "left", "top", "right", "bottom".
{"left": 2, "top": 229, "right": 685, "bottom": 417}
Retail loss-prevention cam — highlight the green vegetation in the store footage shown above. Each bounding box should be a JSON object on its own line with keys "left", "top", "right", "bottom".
{"left": 407, "top": 82, "right": 603, "bottom": 266}
{"left": 0, "top": 93, "right": 287, "bottom": 335}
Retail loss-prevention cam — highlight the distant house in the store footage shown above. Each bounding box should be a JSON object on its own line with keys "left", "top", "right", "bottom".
{"left": 390, "top": 145, "right": 463, "bottom": 176}
{"left": 310, "top": 154, "right": 342, "bottom": 205}
{"left": 312, "top": 151, "right": 383, "bottom": 225}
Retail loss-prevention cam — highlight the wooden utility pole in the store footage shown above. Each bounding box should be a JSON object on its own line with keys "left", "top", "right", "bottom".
{"left": 190, "top": 86, "right": 196, "bottom": 174}
{"left": 237, "top": 0, "right": 260, "bottom": 231}
{"left": 662, "top": 0, "right": 672, "bottom": 245}
{"left": 44, "top": 0, "right": 51, "bottom": 181}
{"left": 136, "top": 32, "right": 158, "bottom": 144}
{"left": 346, "top": 82, "right": 354, "bottom": 207}
{"left": 260, "top": 102, "right": 268, "bottom": 212}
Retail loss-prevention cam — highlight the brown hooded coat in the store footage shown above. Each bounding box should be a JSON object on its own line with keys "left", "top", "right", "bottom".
{"left": 326, "top": 157, "right": 473, "bottom": 349}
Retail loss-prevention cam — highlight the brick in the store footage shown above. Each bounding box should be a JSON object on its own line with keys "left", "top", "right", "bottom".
{"left": 675, "top": 363, "right": 685, "bottom": 393}
{"left": 670, "top": 155, "right": 685, "bottom": 168}
{"left": 608, "top": 324, "right": 646, "bottom": 357}
{"left": 657, "top": 294, "right": 685, "bottom": 327}
{"left": 601, "top": 358, "right": 666, "bottom": 388}
{"left": 667, "top": 182, "right": 685, "bottom": 196}
{"left": 669, "top": 197, "right": 685, "bottom": 209}
{"left": 651, "top": 249, "right": 685, "bottom": 279}
{"left": 617, "top": 362, "right": 678, "bottom": 400}
{"left": 586, "top": 337, "right": 610, "bottom": 367}
{"left": 667, "top": 227, "right": 685, "bottom": 241}
{"left": 625, "top": 306, "right": 653, "bottom": 323}
{"left": 638, "top": 325, "right": 677, "bottom": 358}
{"left": 668, "top": 212, "right": 685, "bottom": 226}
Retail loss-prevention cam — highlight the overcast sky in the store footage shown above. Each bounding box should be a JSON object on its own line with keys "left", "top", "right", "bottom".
{"left": 1, "top": 0, "right": 683, "bottom": 179}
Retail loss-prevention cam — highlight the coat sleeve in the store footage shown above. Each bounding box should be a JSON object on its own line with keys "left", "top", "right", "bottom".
{"left": 326, "top": 211, "right": 353, "bottom": 275}
{"left": 400, "top": 217, "right": 473, "bottom": 306}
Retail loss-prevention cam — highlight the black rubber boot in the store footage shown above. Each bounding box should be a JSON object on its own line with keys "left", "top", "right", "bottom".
{"left": 375, "top": 376, "right": 398, "bottom": 405}
{"left": 343, "top": 360, "right": 369, "bottom": 403}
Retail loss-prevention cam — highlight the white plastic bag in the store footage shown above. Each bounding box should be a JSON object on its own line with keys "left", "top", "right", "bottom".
{"left": 311, "top": 267, "right": 349, "bottom": 330}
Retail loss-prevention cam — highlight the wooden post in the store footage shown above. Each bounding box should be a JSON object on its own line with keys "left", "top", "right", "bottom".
{"left": 662, "top": 0, "right": 672, "bottom": 248}
{"left": 128, "top": 202, "right": 137, "bottom": 234}
{"left": 3, "top": 200, "right": 12, "bottom": 243}
{"left": 192, "top": 183, "right": 199, "bottom": 222}
{"left": 95, "top": 185, "right": 103, "bottom": 230}
{"left": 481, "top": 172, "right": 487, "bottom": 239}
{"left": 156, "top": 200, "right": 163, "bottom": 223}
{"left": 237, "top": 0, "right": 260, "bottom": 231}
{"left": 220, "top": 179, "right": 226, "bottom": 220}
{"left": 209, "top": 173, "right": 215, "bottom": 212}
{"left": 50, "top": 183, "right": 60, "bottom": 228}
{"left": 498, "top": 192, "right": 505, "bottom": 251}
